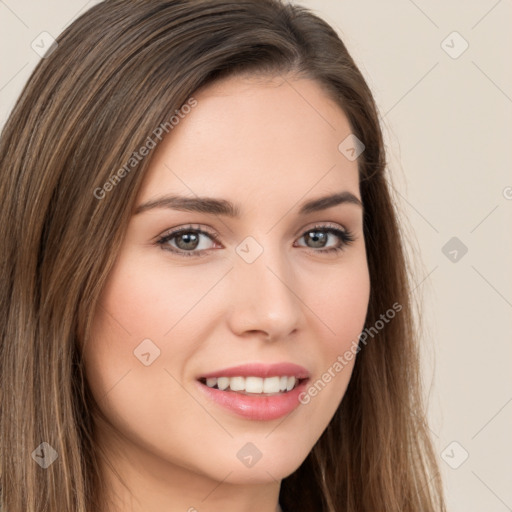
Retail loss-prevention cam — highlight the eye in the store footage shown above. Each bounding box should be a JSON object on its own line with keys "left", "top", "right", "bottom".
{"left": 156, "top": 225, "right": 220, "bottom": 257}
{"left": 294, "top": 224, "right": 355, "bottom": 254}
{"left": 156, "top": 223, "right": 356, "bottom": 257}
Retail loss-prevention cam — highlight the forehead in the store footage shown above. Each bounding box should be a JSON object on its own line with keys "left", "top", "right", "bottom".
{"left": 137, "top": 74, "right": 360, "bottom": 206}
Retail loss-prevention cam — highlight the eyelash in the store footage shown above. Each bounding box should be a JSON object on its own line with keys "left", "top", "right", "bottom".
{"left": 156, "top": 223, "right": 356, "bottom": 258}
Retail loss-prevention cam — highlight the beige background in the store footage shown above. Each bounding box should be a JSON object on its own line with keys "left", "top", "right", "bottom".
{"left": 1, "top": 1, "right": 511, "bottom": 510}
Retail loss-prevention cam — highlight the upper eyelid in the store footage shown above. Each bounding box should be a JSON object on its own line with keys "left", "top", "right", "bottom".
{"left": 158, "top": 222, "right": 350, "bottom": 241}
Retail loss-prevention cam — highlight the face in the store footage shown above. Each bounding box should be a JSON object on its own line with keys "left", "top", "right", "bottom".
{"left": 84, "top": 74, "right": 370, "bottom": 492}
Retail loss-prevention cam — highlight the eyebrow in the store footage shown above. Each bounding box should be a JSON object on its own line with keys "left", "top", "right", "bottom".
{"left": 134, "top": 191, "right": 363, "bottom": 217}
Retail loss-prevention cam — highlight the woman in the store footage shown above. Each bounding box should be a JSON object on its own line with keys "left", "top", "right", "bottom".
{"left": 0, "top": 0, "right": 446, "bottom": 510}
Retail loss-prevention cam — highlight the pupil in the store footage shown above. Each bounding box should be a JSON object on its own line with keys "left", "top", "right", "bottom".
{"left": 306, "top": 231, "right": 326, "bottom": 248}
{"left": 177, "top": 232, "right": 198, "bottom": 250}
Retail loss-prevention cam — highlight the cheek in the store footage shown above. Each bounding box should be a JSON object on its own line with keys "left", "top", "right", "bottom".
{"left": 82, "top": 249, "right": 231, "bottom": 427}
{"left": 92, "top": 249, "right": 228, "bottom": 340}
{"left": 297, "top": 254, "right": 370, "bottom": 426}
{"left": 306, "top": 252, "right": 370, "bottom": 352}
{"left": 82, "top": 254, "right": 220, "bottom": 473}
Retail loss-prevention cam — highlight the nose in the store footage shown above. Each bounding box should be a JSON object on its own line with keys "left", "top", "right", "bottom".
{"left": 226, "top": 245, "right": 302, "bottom": 342}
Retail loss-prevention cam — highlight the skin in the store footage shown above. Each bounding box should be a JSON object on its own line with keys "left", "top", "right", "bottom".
{"left": 83, "top": 74, "right": 370, "bottom": 512}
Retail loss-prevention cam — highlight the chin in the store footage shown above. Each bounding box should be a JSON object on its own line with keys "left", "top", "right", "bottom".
{"left": 200, "top": 440, "right": 311, "bottom": 484}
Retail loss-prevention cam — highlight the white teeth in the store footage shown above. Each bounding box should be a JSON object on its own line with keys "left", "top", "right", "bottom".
{"left": 229, "top": 376, "right": 245, "bottom": 391}
{"left": 245, "top": 376, "right": 263, "bottom": 393}
{"left": 217, "top": 377, "right": 229, "bottom": 390}
{"left": 206, "top": 378, "right": 217, "bottom": 388}
{"left": 262, "top": 376, "right": 280, "bottom": 393}
{"left": 203, "top": 376, "right": 300, "bottom": 394}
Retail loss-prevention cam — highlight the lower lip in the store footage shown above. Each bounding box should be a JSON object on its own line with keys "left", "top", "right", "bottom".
{"left": 196, "top": 379, "right": 309, "bottom": 421}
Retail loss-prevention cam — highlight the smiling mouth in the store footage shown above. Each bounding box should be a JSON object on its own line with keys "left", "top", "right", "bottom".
{"left": 198, "top": 376, "right": 307, "bottom": 396}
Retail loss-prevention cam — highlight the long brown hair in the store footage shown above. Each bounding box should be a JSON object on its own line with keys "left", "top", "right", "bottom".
{"left": 0, "top": 0, "right": 446, "bottom": 510}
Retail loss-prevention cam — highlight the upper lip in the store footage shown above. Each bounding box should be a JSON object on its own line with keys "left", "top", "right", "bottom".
{"left": 198, "top": 362, "right": 310, "bottom": 380}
